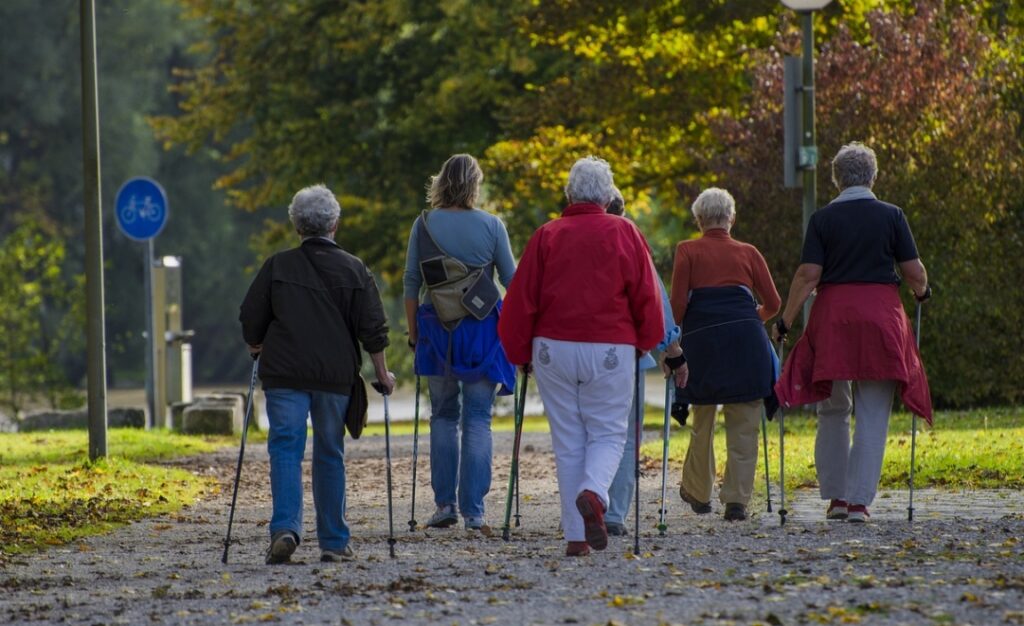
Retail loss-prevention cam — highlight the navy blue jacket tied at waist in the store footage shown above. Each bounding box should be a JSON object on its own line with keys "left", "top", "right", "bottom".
{"left": 677, "top": 286, "right": 779, "bottom": 415}
{"left": 415, "top": 301, "right": 516, "bottom": 396}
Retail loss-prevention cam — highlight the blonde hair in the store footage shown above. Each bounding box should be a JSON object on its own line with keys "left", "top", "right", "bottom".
{"left": 427, "top": 154, "right": 483, "bottom": 209}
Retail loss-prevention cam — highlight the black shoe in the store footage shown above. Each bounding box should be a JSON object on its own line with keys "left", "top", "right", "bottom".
{"left": 606, "top": 522, "right": 628, "bottom": 536}
{"left": 265, "top": 530, "right": 298, "bottom": 565}
{"left": 723, "top": 503, "right": 747, "bottom": 522}
{"left": 679, "top": 485, "right": 712, "bottom": 514}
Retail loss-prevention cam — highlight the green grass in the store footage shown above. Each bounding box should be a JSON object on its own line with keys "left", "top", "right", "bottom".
{"left": 360, "top": 414, "right": 554, "bottom": 437}
{"left": 640, "top": 406, "right": 1024, "bottom": 491}
{"left": 0, "top": 429, "right": 233, "bottom": 557}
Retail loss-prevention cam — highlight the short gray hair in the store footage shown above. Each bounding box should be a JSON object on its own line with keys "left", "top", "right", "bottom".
{"left": 565, "top": 156, "right": 615, "bottom": 206}
{"left": 289, "top": 184, "right": 341, "bottom": 237}
{"left": 691, "top": 187, "right": 735, "bottom": 226}
{"left": 831, "top": 142, "right": 878, "bottom": 190}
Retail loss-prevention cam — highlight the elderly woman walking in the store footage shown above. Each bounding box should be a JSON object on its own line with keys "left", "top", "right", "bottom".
{"left": 403, "top": 154, "right": 516, "bottom": 531}
{"left": 499, "top": 157, "right": 664, "bottom": 556}
{"left": 670, "top": 187, "right": 781, "bottom": 522}
{"left": 774, "top": 142, "right": 932, "bottom": 523}
{"left": 240, "top": 184, "right": 395, "bottom": 564}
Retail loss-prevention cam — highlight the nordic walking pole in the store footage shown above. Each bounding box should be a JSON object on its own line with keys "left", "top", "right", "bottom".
{"left": 514, "top": 376, "right": 527, "bottom": 528}
{"left": 908, "top": 301, "right": 922, "bottom": 522}
{"left": 761, "top": 406, "right": 773, "bottom": 513}
{"left": 777, "top": 339, "right": 788, "bottom": 527}
{"left": 221, "top": 355, "right": 259, "bottom": 564}
{"left": 657, "top": 377, "right": 671, "bottom": 536}
{"left": 408, "top": 376, "right": 421, "bottom": 532}
{"left": 633, "top": 357, "right": 642, "bottom": 556}
{"left": 502, "top": 368, "right": 528, "bottom": 541}
{"left": 371, "top": 381, "right": 397, "bottom": 558}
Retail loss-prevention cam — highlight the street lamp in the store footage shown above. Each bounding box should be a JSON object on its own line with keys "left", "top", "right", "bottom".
{"left": 782, "top": 0, "right": 832, "bottom": 324}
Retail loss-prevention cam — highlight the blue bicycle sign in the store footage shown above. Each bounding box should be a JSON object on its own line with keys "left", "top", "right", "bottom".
{"left": 115, "top": 177, "right": 168, "bottom": 241}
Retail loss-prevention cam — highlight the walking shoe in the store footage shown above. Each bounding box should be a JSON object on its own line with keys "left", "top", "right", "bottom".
{"left": 464, "top": 516, "right": 485, "bottom": 531}
{"left": 575, "top": 490, "right": 608, "bottom": 551}
{"left": 565, "top": 541, "right": 591, "bottom": 557}
{"left": 679, "top": 485, "right": 712, "bottom": 515}
{"left": 320, "top": 544, "right": 355, "bottom": 562}
{"left": 846, "top": 504, "right": 870, "bottom": 523}
{"left": 826, "top": 499, "right": 849, "bottom": 520}
{"left": 426, "top": 504, "right": 458, "bottom": 528}
{"left": 723, "top": 503, "right": 747, "bottom": 522}
{"left": 606, "top": 522, "right": 628, "bottom": 536}
{"left": 265, "top": 530, "right": 298, "bottom": 565}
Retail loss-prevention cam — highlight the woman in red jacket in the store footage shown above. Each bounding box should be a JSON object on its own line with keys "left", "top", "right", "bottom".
{"left": 774, "top": 142, "right": 932, "bottom": 523}
{"left": 499, "top": 156, "right": 664, "bottom": 556}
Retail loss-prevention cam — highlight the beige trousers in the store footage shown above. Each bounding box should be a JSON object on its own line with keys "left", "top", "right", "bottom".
{"left": 680, "top": 400, "right": 762, "bottom": 505}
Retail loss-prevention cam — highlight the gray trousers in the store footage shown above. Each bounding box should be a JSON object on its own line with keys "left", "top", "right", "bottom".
{"left": 815, "top": 380, "right": 896, "bottom": 507}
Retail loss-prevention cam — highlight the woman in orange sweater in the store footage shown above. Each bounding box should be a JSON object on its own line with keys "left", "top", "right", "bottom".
{"left": 669, "top": 187, "right": 781, "bottom": 522}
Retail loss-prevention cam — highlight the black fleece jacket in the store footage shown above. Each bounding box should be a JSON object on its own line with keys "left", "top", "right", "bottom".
{"left": 239, "top": 238, "right": 389, "bottom": 393}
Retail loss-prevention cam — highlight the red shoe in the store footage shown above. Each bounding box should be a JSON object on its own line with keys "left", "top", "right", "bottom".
{"left": 575, "top": 490, "right": 608, "bottom": 551}
{"left": 565, "top": 541, "right": 591, "bottom": 557}
{"left": 826, "top": 499, "right": 849, "bottom": 520}
{"left": 847, "top": 504, "right": 870, "bottom": 523}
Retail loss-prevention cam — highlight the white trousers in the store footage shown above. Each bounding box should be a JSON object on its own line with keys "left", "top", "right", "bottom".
{"left": 815, "top": 379, "right": 896, "bottom": 506}
{"left": 532, "top": 337, "right": 635, "bottom": 542}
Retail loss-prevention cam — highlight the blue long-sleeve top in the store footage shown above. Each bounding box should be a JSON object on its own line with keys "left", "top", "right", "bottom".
{"left": 640, "top": 278, "right": 681, "bottom": 370}
{"left": 403, "top": 208, "right": 516, "bottom": 300}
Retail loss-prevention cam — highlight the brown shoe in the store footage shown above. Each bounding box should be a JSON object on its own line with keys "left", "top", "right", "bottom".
{"left": 679, "top": 485, "right": 712, "bottom": 514}
{"left": 565, "top": 541, "right": 591, "bottom": 557}
{"left": 723, "top": 503, "right": 747, "bottom": 522}
{"left": 575, "top": 490, "right": 608, "bottom": 551}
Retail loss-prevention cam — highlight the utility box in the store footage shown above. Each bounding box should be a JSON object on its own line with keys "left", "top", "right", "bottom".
{"left": 151, "top": 256, "right": 195, "bottom": 427}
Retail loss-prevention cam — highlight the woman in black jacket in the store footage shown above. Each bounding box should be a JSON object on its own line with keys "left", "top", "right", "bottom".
{"left": 240, "top": 184, "right": 395, "bottom": 564}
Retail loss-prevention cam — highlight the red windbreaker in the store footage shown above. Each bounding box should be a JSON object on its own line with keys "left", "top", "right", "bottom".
{"left": 775, "top": 283, "right": 933, "bottom": 424}
{"left": 498, "top": 203, "right": 664, "bottom": 365}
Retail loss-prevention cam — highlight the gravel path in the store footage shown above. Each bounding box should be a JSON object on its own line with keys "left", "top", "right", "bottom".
{"left": 2, "top": 431, "right": 1022, "bottom": 625}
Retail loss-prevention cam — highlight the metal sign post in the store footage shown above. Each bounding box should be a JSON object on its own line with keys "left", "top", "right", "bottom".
{"left": 115, "top": 177, "right": 168, "bottom": 429}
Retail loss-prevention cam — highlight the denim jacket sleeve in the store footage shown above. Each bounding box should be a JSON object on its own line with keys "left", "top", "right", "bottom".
{"left": 656, "top": 278, "right": 681, "bottom": 352}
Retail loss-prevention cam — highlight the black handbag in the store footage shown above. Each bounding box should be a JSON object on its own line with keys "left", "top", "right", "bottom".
{"left": 345, "top": 374, "right": 368, "bottom": 439}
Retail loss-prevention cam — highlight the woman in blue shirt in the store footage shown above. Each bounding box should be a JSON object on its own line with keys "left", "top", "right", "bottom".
{"left": 403, "top": 154, "right": 517, "bottom": 531}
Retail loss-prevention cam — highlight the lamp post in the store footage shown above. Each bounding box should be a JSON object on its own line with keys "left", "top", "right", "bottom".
{"left": 782, "top": 0, "right": 831, "bottom": 324}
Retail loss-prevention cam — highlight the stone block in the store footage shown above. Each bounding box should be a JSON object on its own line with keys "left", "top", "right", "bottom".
{"left": 109, "top": 407, "right": 146, "bottom": 428}
{"left": 170, "top": 402, "right": 190, "bottom": 431}
{"left": 179, "top": 394, "right": 248, "bottom": 435}
{"left": 182, "top": 404, "right": 238, "bottom": 435}
{"left": 19, "top": 409, "right": 87, "bottom": 432}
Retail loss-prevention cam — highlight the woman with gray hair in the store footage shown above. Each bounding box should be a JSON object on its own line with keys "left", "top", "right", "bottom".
{"left": 774, "top": 142, "right": 932, "bottom": 523}
{"left": 240, "top": 184, "right": 395, "bottom": 564}
{"left": 499, "top": 156, "right": 664, "bottom": 556}
{"left": 669, "top": 187, "right": 781, "bottom": 522}
{"left": 403, "top": 154, "right": 516, "bottom": 531}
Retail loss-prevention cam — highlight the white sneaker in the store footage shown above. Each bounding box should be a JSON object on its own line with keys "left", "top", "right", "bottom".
{"left": 426, "top": 505, "right": 458, "bottom": 528}
{"left": 846, "top": 504, "right": 870, "bottom": 523}
{"left": 320, "top": 545, "right": 355, "bottom": 562}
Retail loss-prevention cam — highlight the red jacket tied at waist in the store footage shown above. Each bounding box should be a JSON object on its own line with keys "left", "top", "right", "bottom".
{"left": 498, "top": 203, "right": 664, "bottom": 365}
{"left": 775, "top": 283, "right": 933, "bottom": 424}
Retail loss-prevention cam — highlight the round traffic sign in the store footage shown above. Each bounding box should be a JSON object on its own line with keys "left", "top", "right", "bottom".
{"left": 114, "top": 177, "right": 168, "bottom": 241}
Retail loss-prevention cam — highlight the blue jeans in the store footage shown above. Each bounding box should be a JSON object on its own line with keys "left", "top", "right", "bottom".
{"left": 265, "top": 388, "right": 350, "bottom": 552}
{"left": 606, "top": 373, "right": 646, "bottom": 525}
{"left": 427, "top": 376, "right": 497, "bottom": 519}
